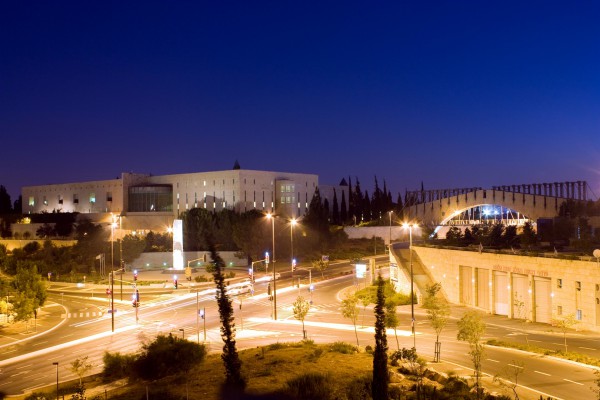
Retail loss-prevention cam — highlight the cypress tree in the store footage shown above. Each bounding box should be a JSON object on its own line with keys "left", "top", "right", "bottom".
{"left": 340, "top": 190, "right": 348, "bottom": 225}
{"left": 348, "top": 176, "right": 354, "bottom": 223}
{"left": 354, "top": 178, "right": 363, "bottom": 223}
{"left": 363, "top": 190, "right": 371, "bottom": 222}
{"left": 372, "top": 275, "right": 389, "bottom": 400}
{"left": 332, "top": 189, "right": 340, "bottom": 225}
{"left": 207, "top": 240, "right": 246, "bottom": 397}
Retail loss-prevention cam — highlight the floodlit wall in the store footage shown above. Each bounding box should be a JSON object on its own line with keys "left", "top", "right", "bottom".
{"left": 412, "top": 246, "right": 600, "bottom": 331}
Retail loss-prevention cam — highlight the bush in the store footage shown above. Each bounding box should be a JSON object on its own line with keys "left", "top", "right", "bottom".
{"left": 133, "top": 334, "right": 206, "bottom": 380}
{"left": 390, "top": 347, "right": 417, "bottom": 366}
{"left": 284, "top": 372, "right": 333, "bottom": 399}
{"left": 102, "top": 351, "right": 136, "bottom": 381}
{"left": 345, "top": 374, "right": 372, "bottom": 400}
{"left": 329, "top": 341, "right": 358, "bottom": 354}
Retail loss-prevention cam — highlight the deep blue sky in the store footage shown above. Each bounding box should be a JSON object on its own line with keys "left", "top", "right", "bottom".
{"left": 1, "top": 1, "right": 599, "bottom": 202}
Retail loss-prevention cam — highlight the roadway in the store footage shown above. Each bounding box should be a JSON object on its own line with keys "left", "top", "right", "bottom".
{"left": 0, "top": 255, "right": 598, "bottom": 399}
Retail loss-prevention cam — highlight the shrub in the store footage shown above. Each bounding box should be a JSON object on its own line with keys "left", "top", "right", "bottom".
{"left": 345, "top": 374, "right": 372, "bottom": 400}
{"left": 390, "top": 347, "right": 417, "bottom": 366}
{"left": 365, "top": 345, "right": 373, "bottom": 354}
{"left": 329, "top": 341, "right": 358, "bottom": 354}
{"left": 102, "top": 351, "right": 136, "bottom": 381}
{"left": 133, "top": 334, "right": 207, "bottom": 380}
{"left": 284, "top": 372, "right": 333, "bottom": 399}
{"left": 308, "top": 347, "right": 324, "bottom": 362}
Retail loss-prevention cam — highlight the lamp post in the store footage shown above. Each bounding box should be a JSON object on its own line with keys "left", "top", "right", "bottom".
{"left": 389, "top": 211, "right": 393, "bottom": 253}
{"left": 403, "top": 222, "right": 416, "bottom": 349}
{"left": 266, "top": 213, "right": 277, "bottom": 320}
{"left": 179, "top": 328, "right": 185, "bottom": 339}
{"left": 290, "top": 218, "right": 297, "bottom": 276}
{"left": 52, "top": 361, "right": 59, "bottom": 400}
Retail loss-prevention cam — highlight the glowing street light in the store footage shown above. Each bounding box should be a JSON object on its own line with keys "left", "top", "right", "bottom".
{"left": 403, "top": 222, "right": 418, "bottom": 349}
{"left": 266, "top": 213, "right": 277, "bottom": 319}
{"left": 290, "top": 218, "right": 297, "bottom": 274}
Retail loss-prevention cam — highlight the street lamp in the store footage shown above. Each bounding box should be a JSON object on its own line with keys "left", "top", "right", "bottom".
{"left": 290, "top": 218, "right": 297, "bottom": 272}
{"left": 266, "top": 213, "right": 277, "bottom": 320}
{"left": 179, "top": 328, "right": 185, "bottom": 339}
{"left": 52, "top": 361, "right": 59, "bottom": 400}
{"left": 403, "top": 222, "right": 417, "bottom": 349}
{"left": 388, "top": 211, "right": 393, "bottom": 253}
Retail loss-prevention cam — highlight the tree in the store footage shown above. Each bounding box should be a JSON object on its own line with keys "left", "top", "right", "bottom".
{"left": 372, "top": 275, "right": 389, "bottom": 400}
{"left": 304, "top": 187, "right": 330, "bottom": 249}
{"left": 13, "top": 262, "right": 47, "bottom": 330}
{"left": 293, "top": 296, "right": 311, "bottom": 339}
{"left": 493, "top": 359, "right": 524, "bottom": 400}
{"left": 457, "top": 311, "right": 486, "bottom": 399}
{"left": 121, "top": 234, "right": 146, "bottom": 264}
{"left": 385, "top": 299, "right": 400, "bottom": 350}
{"left": 340, "top": 189, "right": 348, "bottom": 224}
{"left": 359, "top": 293, "right": 372, "bottom": 328}
{"left": 0, "top": 185, "right": 12, "bottom": 214}
{"left": 232, "top": 210, "right": 268, "bottom": 261}
{"left": 519, "top": 221, "right": 537, "bottom": 249}
{"left": 332, "top": 189, "right": 340, "bottom": 225}
{"left": 36, "top": 223, "right": 55, "bottom": 239}
{"left": 422, "top": 283, "right": 450, "bottom": 362}
{"left": 445, "top": 227, "right": 463, "bottom": 245}
{"left": 207, "top": 240, "right": 246, "bottom": 395}
{"left": 133, "top": 334, "right": 206, "bottom": 380}
{"left": 311, "top": 258, "right": 329, "bottom": 279}
{"left": 341, "top": 293, "right": 360, "bottom": 346}
{"left": 552, "top": 314, "right": 578, "bottom": 353}
{"left": 70, "top": 356, "right": 93, "bottom": 385}
{"left": 503, "top": 225, "right": 518, "bottom": 248}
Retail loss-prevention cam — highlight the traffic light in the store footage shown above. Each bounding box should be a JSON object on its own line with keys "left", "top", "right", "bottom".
{"left": 106, "top": 288, "right": 111, "bottom": 295}
{"left": 267, "top": 283, "right": 272, "bottom": 296}
{"left": 133, "top": 270, "right": 138, "bottom": 281}
{"left": 199, "top": 308, "right": 205, "bottom": 319}
{"left": 292, "top": 258, "right": 297, "bottom": 272}
{"left": 173, "top": 275, "right": 178, "bottom": 289}
{"left": 265, "top": 252, "right": 270, "bottom": 264}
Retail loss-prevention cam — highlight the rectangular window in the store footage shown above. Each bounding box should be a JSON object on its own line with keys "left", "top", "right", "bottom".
{"left": 557, "top": 305, "right": 563, "bottom": 315}
{"left": 576, "top": 281, "right": 581, "bottom": 291}
{"left": 73, "top": 194, "right": 79, "bottom": 204}
{"left": 28, "top": 196, "right": 35, "bottom": 206}
{"left": 89, "top": 193, "right": 96, "bottom": 204}
{"left": 577, "top": 309, "right": 582, "bottom": 321}
{"left": 107, "top": 192, "right": 112, "bottom": 202}
{"left": 557, "top": 279, "right": 562, "bottom": 289}
{"left": 58, "top": 195, "right": 63, "bottom": 205}
{"left": 43, "top": 196, "right": 48, "bottom": 205}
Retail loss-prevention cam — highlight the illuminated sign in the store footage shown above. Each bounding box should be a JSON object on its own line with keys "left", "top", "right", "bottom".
{"left": 173, "top": 219, "right": 184, "bottom": 270}
{"left": 355, "top": 263, "right": 367, "bottom": 278}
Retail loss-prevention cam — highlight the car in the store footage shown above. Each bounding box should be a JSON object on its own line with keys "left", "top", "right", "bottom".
{"left": 227, "top": 284, "right": 252, "bottom": 296}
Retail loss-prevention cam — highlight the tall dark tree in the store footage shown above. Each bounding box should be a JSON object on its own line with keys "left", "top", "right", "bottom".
{"left": 340, "top": 190, "right": 348, "bottom": 225}
{"left": 372, "top": 275, "right": 389, "bottom": 400}
{"left": 395, "top": 193, "right": 404, "bottom": 218}
{"left": 304, "top": 187, "right": 330, "bottom": 249}
{"left": 332, "top": 189, "right": 340, "bottom": 225}
{"left": 362, "top": 190, "right": 371, "bottom": 222}
{"left": 353, "top": 178, "right": 363, "bottom": 224}
{"left": 13, "top": 195, "right": 22, "bottom": 214}
{"left": 323, "top": 198, "right": 330, "bottom": 221}
{"left": 207, "top": 240, "right": 246, "bottom": 396}
{"left": 0, "top": 186, "right": 12, "bottom": 214}
{"left": 348, "top": 176, "right": 354, "bottom": 224}
{"left": 382, "top": 179, "right": 391, "bottom": 213}
{"left": 372, "top": 176, "right": 382, "bottom": 220}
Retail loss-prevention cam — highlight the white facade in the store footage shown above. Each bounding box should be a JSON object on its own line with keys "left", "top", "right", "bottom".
{"left": 21, "top": 169, "right": 320, "bottom": 230}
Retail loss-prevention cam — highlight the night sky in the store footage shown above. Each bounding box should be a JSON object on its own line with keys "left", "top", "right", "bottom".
{"left": 1, "top": 2, "right": 599, "bottom": 202}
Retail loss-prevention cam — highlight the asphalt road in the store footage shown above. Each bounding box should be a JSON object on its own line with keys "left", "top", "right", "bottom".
{"left": 0, "top": 256, "right": 598, "bottom": 399}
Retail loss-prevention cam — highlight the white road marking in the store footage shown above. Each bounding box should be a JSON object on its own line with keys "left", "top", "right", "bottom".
{"left": 563, "top": 379, "right": 584, "bottom": 386}
{"left": 507, "top": 363, "right": 523, "bottom": 369}
{"left": 487, "top": 359, "right": 500, "bottom": 363}
{"left": 16, "top": 364, "right": 32, "bottom": 369}
{"left": 578, "top": 346, "right": 596, "bottom": 350}
{"left": 534, "top": 371, "right": 551, "bottom": 376}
